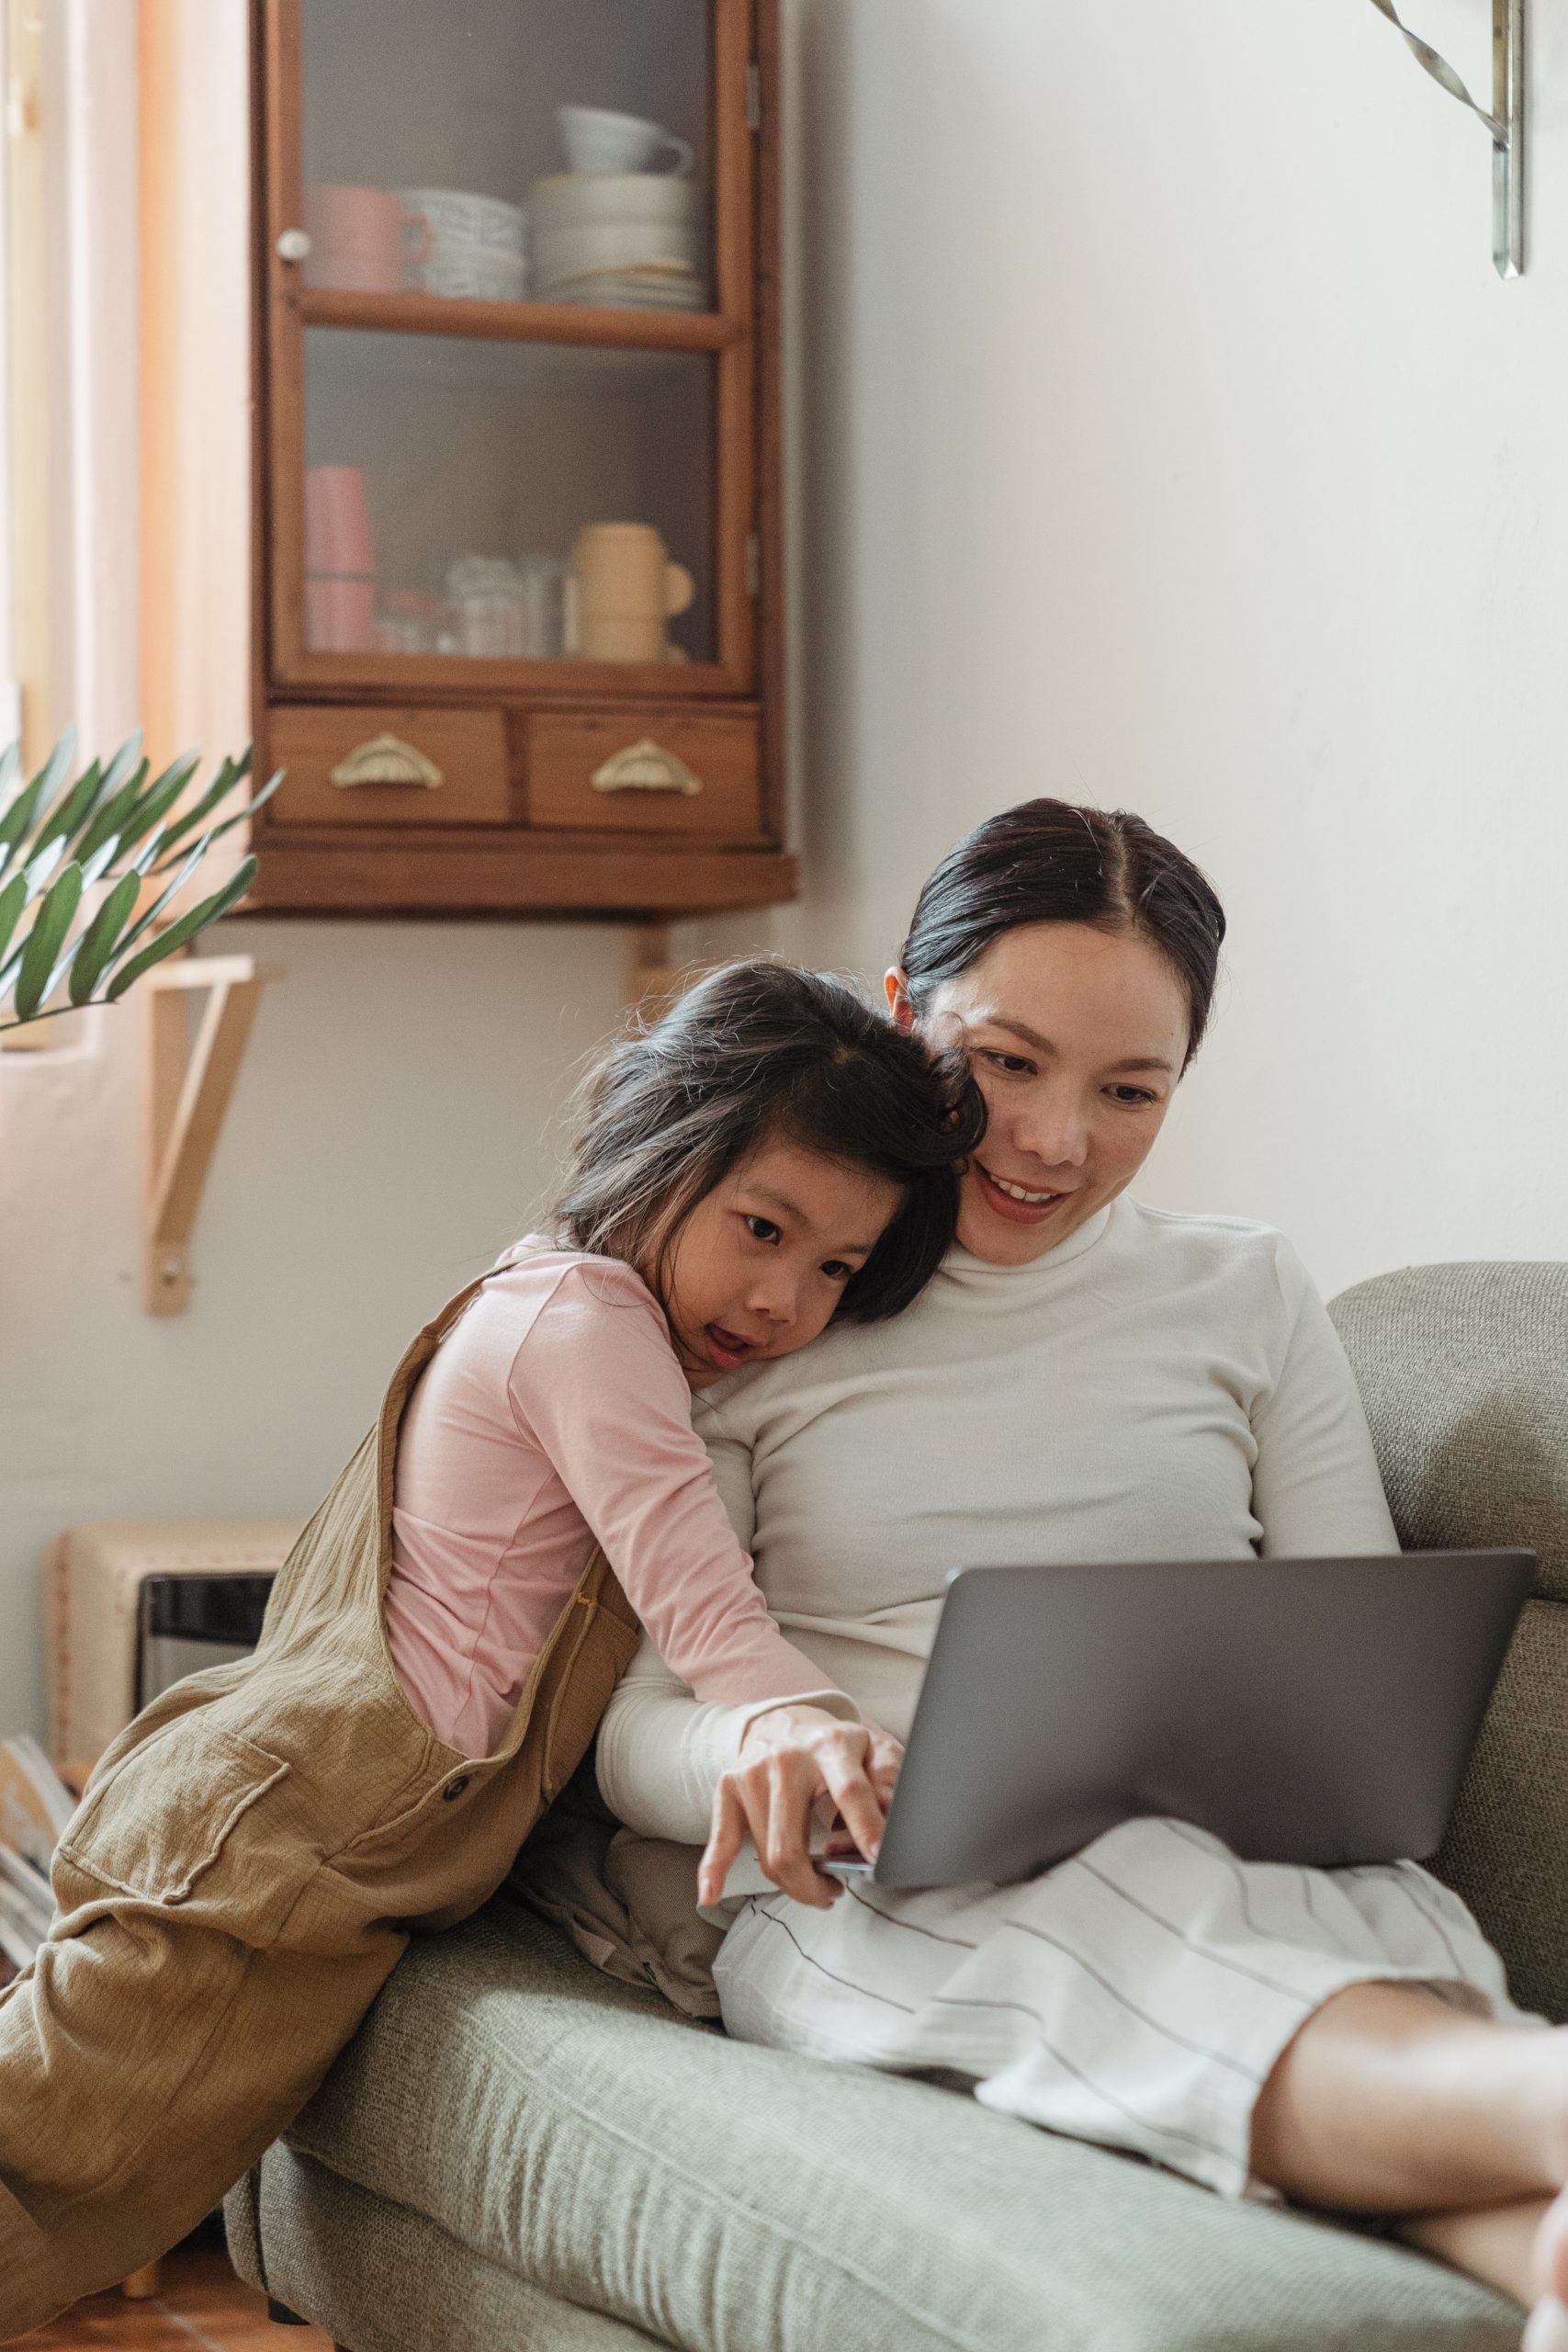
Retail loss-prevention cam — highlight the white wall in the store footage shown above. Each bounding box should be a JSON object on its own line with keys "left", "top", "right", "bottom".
{"left": 763, "top": 0, "right": 1568, "bottom": 1300}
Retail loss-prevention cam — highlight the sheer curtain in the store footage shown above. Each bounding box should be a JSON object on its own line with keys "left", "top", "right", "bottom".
{"left": 1, "top": 0, "right": 140, "bottom": 768}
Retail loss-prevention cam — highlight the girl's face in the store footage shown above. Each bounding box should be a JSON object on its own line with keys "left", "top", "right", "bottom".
{"left": 889, "top": 921, "right": 1190, "bottom": 1269}
{"left": 661, "top": 1133, "right": 903, "bottom": 1388}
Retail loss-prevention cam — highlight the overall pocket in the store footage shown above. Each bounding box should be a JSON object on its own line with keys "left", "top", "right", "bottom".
{"left": 55, "top": 1712, "right": 309, "bottom": 1936}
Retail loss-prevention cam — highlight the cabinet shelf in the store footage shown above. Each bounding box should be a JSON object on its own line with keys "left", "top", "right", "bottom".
{"left": 298, "top": 287, "right": 739, "bottom": 354}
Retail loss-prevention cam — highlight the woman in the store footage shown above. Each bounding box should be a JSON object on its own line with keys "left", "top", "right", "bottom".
{"left": 596, "top": 798, "right": 1568, "bottom": 2346}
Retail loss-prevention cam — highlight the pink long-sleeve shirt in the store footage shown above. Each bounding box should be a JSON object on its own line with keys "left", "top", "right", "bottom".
{"left": 382, "top": 1244, "right": 837, "bottom": 1758}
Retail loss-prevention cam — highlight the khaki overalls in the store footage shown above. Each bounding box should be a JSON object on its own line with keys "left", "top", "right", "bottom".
{"left": 0, "top": 1267, "right": 640, "bottom": 2338}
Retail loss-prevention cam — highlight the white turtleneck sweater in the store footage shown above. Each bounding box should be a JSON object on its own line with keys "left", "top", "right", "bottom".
{"left": 595, "top": 1197, "right": 1398, "bottom": 1845}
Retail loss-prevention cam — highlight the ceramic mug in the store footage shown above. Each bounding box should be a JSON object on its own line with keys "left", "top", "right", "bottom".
{"left": 569, "top": 523, "right": 694, "bottom": 662}
{"left": 304, "top": 465, "right": 375, "bottom": 577}
{"left": 558, "top": 106, "right": 694, "bottom": 178}
{"left": 306, "top": 575, "right": 376, "bottom": 654}
{"left": 302, "top": 185, "right": 413, "bottom": 292}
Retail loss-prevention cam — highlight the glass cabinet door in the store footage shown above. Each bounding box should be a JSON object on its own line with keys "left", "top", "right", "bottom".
{"left": 265, "top": 0, "right": 754, "bottom": 691}
{"left": 302, "top": 330, "right": 716, "bottom": 664}
{"left": 300, "top": 0, "right": 712, "bottom": 314}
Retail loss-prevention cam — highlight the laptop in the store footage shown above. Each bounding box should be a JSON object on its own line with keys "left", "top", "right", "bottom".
{"left": 824, "top": 1550, "right": 1535, "bottom": 1890}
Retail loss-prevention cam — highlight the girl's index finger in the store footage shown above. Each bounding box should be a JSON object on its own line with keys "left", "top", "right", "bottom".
{"left": 698, "top": 1783, "right": 749, "bottom": 1906}
{"left": 818, "top": 1742, "right": 886, "bottom": 1866}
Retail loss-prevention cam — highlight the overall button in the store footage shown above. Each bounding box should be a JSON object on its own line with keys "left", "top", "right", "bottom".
{"left": 442, "top": 1775, "right": 470, "bottom": 1802}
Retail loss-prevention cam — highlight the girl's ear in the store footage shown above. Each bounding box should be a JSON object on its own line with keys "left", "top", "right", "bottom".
{"left": 885, "top": 967, "right": 915, "bottom": 1032}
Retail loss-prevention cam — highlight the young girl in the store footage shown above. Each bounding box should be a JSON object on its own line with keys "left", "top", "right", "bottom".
{"left": 385, "top": 956, "right": 981, "bottom": 1757}
{"left": 0, "top": 958, "right": 984, "bottom": 2333}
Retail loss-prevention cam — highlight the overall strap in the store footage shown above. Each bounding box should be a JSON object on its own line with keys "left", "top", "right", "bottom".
{"left": 374, "top": 1240, "right": 575, "bottom": 1517}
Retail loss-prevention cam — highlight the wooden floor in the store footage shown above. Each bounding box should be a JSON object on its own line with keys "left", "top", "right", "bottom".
{"left": 23, "top": 2250, "right": 334, "bottom": 2352}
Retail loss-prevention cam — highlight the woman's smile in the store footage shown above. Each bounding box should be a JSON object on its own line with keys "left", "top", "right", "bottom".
{"left": 973, "top": 1161, "right": 1071, "bottom": 1225}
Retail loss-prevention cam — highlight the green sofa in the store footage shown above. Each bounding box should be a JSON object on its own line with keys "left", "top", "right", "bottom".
{"left": 228, "top": 1261, "right": 1568, "bottom": 2350}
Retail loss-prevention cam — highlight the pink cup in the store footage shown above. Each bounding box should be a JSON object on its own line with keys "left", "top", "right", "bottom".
{"left": 307, "top": 249, "right": 405, "bottom": 294}
{"left": 306, "top": 575, "right": 377, "bottom": 654}
{"left": 303, "top": 186, "right": 430, "bottom": 291}
{"left": 304, "top": 466, "right": 375, "bottom": 577}
{"left": 305, "top": 185, "right": 400, "bottom": 263}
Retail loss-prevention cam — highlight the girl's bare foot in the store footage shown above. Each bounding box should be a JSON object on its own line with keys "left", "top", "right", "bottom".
{"left": 1525, "top": 2190, "right": 1568, "bottom": 2352}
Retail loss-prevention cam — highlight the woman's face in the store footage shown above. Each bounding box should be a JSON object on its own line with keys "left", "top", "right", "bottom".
{"left": 888, "top": 921, "right": 1190, "bottom": 1267}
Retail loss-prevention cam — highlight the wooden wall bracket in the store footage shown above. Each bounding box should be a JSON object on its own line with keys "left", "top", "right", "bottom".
{"left": 143, "top": 953, "right": 276, "bottom": 1315}
{"left": 628, "top": 923, "right": 680, "bottom": 1020}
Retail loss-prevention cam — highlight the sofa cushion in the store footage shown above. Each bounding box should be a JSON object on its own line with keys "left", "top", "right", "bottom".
{"left": 243, "top": 2148, "right": 660, "bottom": 2348}
{"left": 1331, "top": 1263, "right": 1568, "bottom": 2022}
{"left": 263, "top": 1898, "right": 1517, "bottom": 2352}
{"left": 1330, "top": 1261, "right": 1568, "bottom": 1600}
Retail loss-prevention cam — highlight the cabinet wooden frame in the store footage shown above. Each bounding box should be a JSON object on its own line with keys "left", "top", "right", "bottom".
{"left": 246, "top": 0, "right": 793, "bottom": 919}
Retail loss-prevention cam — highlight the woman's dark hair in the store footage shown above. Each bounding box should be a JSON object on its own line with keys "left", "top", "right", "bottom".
{"left": 550, "top": 960, "right": 986, "bottom": 1323}
{"left": 899, "top": 799, "right": 1226, "bottom": 1068}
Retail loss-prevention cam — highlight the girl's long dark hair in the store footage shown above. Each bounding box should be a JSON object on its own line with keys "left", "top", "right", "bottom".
{"left": 550, "top": 959, "right": 986, "bottom": 1322}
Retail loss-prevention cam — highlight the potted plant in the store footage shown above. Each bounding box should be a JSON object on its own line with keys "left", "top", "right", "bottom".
{"left": 0, "top": 730, "right": 276, "bottom": 1033}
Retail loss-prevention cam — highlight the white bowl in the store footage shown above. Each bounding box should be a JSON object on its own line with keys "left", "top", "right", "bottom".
{"left": 545, "top": 269, "right": 707, "bottom": 311}
{"left": 532, "top": 220, "right": 700, "bottom": 280}
{"left": 528, "top": 172, "right": 700, "bottom": 230}
{"left": 413, "top": 243, "right": 528, "bottom": 302}
{"left": 399, "top": 187, "right": 526, "bottom": 254}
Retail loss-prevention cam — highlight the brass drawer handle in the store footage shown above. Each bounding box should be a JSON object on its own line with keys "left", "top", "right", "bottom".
{"left": 329, "top": 733, "right": 444, "bottom": 790}
{"left": 591, "top": 739, "right": 703, "bottom": 797}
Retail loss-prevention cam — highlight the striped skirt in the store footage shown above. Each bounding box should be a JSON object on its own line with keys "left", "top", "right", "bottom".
{"left": 711, "top": 1817, "right": 1533, "bottom": 2198}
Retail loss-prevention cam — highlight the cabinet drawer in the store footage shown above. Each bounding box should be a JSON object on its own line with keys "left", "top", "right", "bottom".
{"left": 527, "top": 712, "right": 762, "bottom": 837}
{"left": 268, "top": 707, "right": 511, "bottom": 826}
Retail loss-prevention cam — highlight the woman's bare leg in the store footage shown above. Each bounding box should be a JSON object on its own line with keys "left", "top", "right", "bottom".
{"left": 1521, "top": 2192, "right": 1568, "bottom": 2350}
{"left": 1249, "top": 1983, "right": 1568, "bottom": 2308}
{"left": 1404, "top": 2199, "right": 1551, "bottom": 2307}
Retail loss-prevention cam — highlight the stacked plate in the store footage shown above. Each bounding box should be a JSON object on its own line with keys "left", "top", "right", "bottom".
{"left": 528, "top": 174, "right": 706, "bottom": 311}
{"left": 399, "top": 187, "right": 528, "bottom": 304}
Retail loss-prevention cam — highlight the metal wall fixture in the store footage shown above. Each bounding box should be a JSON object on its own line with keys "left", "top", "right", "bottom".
{"left": 1368, "top": 0, "right": 1524, "bottom": 277}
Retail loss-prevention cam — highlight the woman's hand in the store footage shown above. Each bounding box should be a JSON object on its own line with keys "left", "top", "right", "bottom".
{"left": 697, "top": 1705, "right": 903, "bottom": 1910}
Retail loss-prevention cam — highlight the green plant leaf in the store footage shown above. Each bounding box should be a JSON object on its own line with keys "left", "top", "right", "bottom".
{"left": 107, "top": 841, "right": 209, "bottom": 964}
{"left": 58, "top": 733, "right": 143, "bottom": 865}
{"left": 104, "top": 856, "right": 257, "bottom": 1001}
{"left": 96, "top": 731, "right": 145, "bottom": 802}
{"left": 110, "top": 750, "right": 200, "bottom": 856}
{"left": 149, "top": 747, "right": 254, "bottom": 860}
{"left": 144, "top": 756, "right": 236, "bottom": 861}
{"left": 0, "top": 778, "right": 49, "bottom": 872}
{"left": 20, "top": 837, "right": 67, "bottom": 895}
{"left": 0, "top": 839, "right": 83, "bottom": 991}
{"left": 12, "top": 862, "right": 84, "bottom": 1020}
{"left": 150, "top": 767, "right": 282, "bottom": 871}
{"left": 0, "top": 871, "right": 27, "bottom": 967}
{"left": 0, "top": 733, "right": 78, "bottom": 876}
{"left": 73, "top": 757, "right": 150, "bottom": 867}
{"left": 79, "top": 834, "right": 125, "bottom": 888}
{"left": 68, "top": 868, "right": 141, "bottom": 1004}
{"left": 28, "top": 757, "right": 104, "bottom": 863}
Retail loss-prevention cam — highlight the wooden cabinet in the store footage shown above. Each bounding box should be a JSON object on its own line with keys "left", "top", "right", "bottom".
{"left": 236, "top": 0, "right": 792, "bottom": 918}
